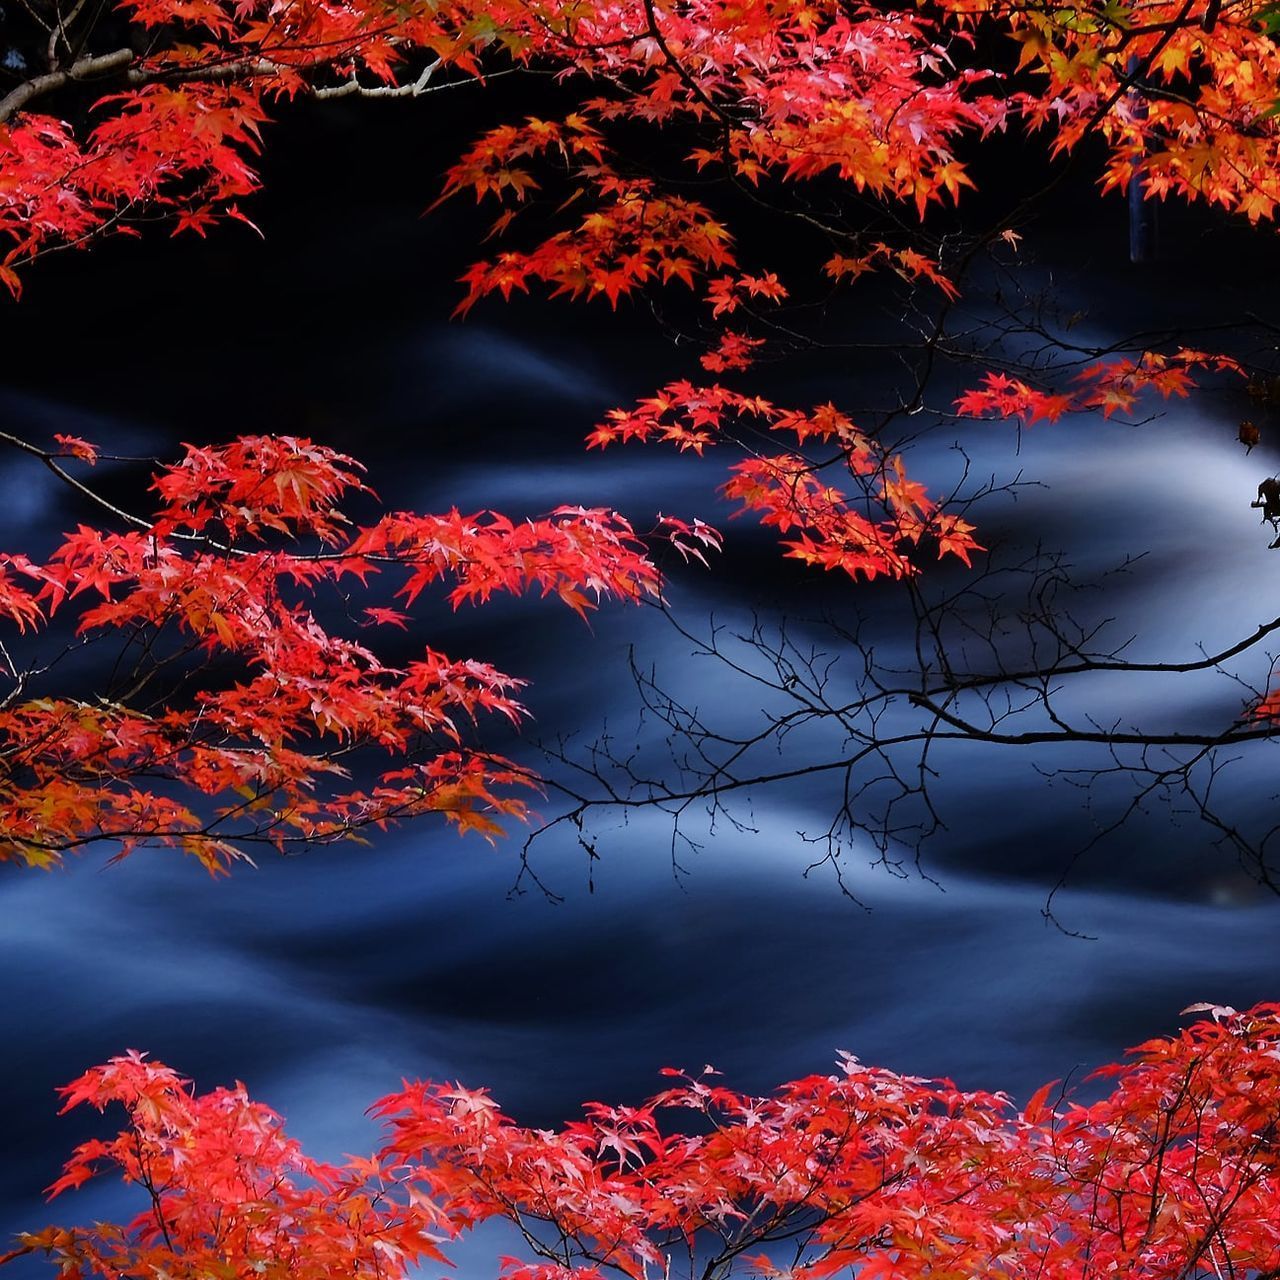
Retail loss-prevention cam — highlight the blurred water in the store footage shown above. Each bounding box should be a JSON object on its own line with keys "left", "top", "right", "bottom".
{"left": 2, "top": 295, "right": 1279, "bottom": 1274}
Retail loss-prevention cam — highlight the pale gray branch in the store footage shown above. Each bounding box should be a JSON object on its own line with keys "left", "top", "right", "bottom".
{"left": 0, "top": 46, "right": 133, "bottom": 123}
{"left": 0, "top": 47, "right": 462, "bottom": 122}
{"left": 311, "top": 58, "right": 441, "bottom": 98}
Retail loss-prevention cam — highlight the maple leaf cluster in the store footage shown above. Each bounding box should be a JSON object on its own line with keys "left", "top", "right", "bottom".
{"left": 401, "top": 0, "right": 1276, "bottom": 601}
{"left": 954, "top": 350, "right": 1247, "bottom": 425}
{"left": 589, "top": 382, "right": 980, "bottom": 579}
{"left": 979, "top": 0, "right": 1280, "bottom": 223}
{"left": 2, "top": 0, "right": 1276, "bottom": 618}
{"left": 4, "top": 0, "right": 1280, "bottom": 334}
{"left": 0, "top": 435, "right": 676, "bottom": 870}
{"left": 9, "top": 1002, "right": 1280, "bottom": 1280}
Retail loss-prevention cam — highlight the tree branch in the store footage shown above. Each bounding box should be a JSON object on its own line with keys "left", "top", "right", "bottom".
{"left": 0, "top": 46, "right": 134, "bottom": 123}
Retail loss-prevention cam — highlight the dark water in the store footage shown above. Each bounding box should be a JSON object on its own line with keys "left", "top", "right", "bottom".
{"left": 1, "top": 104, "right": 1279, "bottom": 1273}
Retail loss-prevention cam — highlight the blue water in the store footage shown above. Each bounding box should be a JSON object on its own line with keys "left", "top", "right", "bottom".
{"left": 2, "top": 253, "right": 1278, "bottom": 1273}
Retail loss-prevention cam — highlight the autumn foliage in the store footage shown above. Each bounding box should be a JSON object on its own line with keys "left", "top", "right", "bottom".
{"left": 4, "top": 0, "right": 1280, "bottom": 507}
{"left": 5, "top": 1002, "right": 1280, "bottom": 1280}
{"left": 7, "top": 0, "right": 1280, "bottom": 680}
{"left": 954, "top": 351, "right": 1248, "bottom": 426}
{"left": 0, "top": 434, "right": 717, "bottom": 869}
